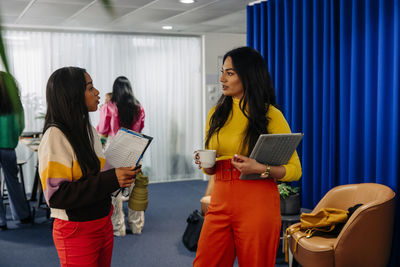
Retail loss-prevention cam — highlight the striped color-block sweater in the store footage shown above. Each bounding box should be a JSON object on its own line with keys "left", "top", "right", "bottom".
{"left": 38, "top": 126, "right": 120, "bottom": 222}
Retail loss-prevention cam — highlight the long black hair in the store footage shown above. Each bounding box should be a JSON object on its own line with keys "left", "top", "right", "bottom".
{"left": 0, "top": 71, "right": 23, "bottom": 115}
{"left": 44, "top": 67, "right": 100, "bottom": 177}
{"left": 111, "top": 76, "right": 141, "bottom": 129}
{"left": 205, "top": 46, "right": 277, "bottom": 155}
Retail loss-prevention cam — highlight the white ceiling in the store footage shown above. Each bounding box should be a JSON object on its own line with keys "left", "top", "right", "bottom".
{"left": 0, "top": 0, "right": 250, "bottom": 35}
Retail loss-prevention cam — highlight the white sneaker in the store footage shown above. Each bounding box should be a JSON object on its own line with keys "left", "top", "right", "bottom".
{"left": 111, "top": 194, "right": 126, "bottom": 237}
{"left": 128, "top": 209, "right": 145, "bottom": 235}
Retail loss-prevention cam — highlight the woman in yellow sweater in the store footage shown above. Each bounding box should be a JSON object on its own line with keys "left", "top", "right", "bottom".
{"left": 193, "top": 47, "right": 302, "bottom": 267}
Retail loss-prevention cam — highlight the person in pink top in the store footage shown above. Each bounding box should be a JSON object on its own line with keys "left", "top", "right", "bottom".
{"left": 97, "top": 78, "right": 144, "bottom": 137}
{"left": 97, "top": 76, "right": 146, "bottom": 236}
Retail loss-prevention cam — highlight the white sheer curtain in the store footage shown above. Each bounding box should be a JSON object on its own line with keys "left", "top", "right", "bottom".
{"left": 3, "top": 29, "right": 203, "bottom": 188}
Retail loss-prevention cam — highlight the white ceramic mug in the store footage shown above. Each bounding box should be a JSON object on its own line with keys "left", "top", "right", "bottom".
{"left": 194, "top": 149, "right": 216, "bottom": 168}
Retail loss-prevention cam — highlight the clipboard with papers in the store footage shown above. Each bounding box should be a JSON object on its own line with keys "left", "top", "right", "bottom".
{"left": 240, "top": 133, "right": 303, "bottom": 180}
{"left": 104, "top": 128, "right": 153, "bottom": 168}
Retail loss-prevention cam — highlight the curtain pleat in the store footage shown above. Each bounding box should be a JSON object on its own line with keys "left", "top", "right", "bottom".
{"left": 364, "top": 0, "right": 379, "bottom": 183}
{"left": 260, "top": 2, "right": 267, "bottom": 58}
{"left": 329, "top": 0, "right": 339, "bottom": 190}
{"left": 348, "top": 0, "right": 363, "bottom": 183}
{"left": 253, "top": 3, "right": 261, "bottom": 52}
{"left": 283, "top": 0, "right": 292, "bottom": 123}
{"left": 267, "top": 0, "right": 275, "bottom": 80}
{"left": 312, "top": 0, "right": 322, "bottom": 201}
{"left": 301, "top": 0, "right": 315, "bottom": 204}
{"left": 392, "top": 0, "right": 400, "bottom": 189}
{"left": 376, "top": 0, "right": 395, "bottom": 186}
{"left": 320, "top": 0, "right": 330, "bottom": 195}
{"left": 247, "top": 6, "right": 254, "bottom": 47}
{"left": 274, "top": 0, "right": 284, "bottom": 108}
{"left": 247, "top": 1, "right": 400, "bottom": 264}
{"left": 338, "top": 0, "right": 350, "bottom": 186}
{"left": 291, "top": 0, "right": 302, "bottom": 140}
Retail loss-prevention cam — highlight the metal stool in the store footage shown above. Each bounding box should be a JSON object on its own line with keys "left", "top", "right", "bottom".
{"left": 16, "top": 160, "right": 28, "bottom": 201}
{"left": 0, "top": 168, "right": 6, "bottom": 201}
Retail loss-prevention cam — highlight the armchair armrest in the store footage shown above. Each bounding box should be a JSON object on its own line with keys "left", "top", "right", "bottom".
{"left": 333, "top": 198, "right": 395, "bottom": 267}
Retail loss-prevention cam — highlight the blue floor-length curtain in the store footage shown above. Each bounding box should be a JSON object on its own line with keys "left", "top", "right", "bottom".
{"left": 247, "top": 0, "right": 399, "bottom": 265}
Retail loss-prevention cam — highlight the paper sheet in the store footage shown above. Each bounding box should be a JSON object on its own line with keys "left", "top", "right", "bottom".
{"left": 104, "top": 129, "right": 152, "bottom": 168}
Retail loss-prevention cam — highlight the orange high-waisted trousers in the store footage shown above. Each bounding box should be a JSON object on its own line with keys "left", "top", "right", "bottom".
{"left": 194, "top": 160, "right": 281, "bottom": 267}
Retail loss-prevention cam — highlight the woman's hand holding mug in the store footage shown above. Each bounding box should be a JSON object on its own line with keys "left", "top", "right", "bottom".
{"left": 193, "top": 150, "right": 217, "bottom": 175}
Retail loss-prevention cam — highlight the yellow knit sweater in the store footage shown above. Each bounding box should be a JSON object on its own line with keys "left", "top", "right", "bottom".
{"left": 205, "top": 97, "right": 302, "bottom": 182}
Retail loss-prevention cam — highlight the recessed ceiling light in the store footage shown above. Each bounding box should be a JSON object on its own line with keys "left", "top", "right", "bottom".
{"left": 180, "top": 0, "right": 196, "bottom": 4}
{"left": 162, "top": 25, "right": 173, "bottom": 30}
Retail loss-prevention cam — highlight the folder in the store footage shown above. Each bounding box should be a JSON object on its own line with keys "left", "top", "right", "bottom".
{"left": 240, "top": 133, "right": 303, "bottom": 180}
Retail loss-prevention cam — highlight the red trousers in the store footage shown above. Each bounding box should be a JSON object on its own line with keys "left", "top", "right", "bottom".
{"left": 53, "top": 210, "right": 114, "bottom": 267}
{"left": 194, "top": 160, "right": 281, "bottom": 267}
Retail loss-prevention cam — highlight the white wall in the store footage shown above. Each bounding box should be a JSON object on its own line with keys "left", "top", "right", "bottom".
{"left": 203, "top": 33, "right": 246, "bottom": 114}
{"left": 199, "top": 33, "right": 246, "bottom": 180}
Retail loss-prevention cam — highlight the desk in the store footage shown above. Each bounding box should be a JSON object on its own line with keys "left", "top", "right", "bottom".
{"left": 20, "top": 138, "right": 40, "bottom": 151}
{"left": 20, "top": 138, "right": 48, "bottom": 215}
{"left": 20, "top": 138, "right": 39, "bottom": 200}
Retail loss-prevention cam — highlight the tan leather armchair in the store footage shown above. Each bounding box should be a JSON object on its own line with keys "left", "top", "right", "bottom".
{"left": 287, "top": 183, "right": 395, "bottom": 267}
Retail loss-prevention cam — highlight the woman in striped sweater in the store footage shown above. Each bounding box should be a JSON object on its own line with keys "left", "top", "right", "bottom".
{"left": 38, "top": 67, "right": 141, "bottom": 267}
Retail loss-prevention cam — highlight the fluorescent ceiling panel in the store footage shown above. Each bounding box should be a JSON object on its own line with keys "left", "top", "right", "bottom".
{"left": 24, "top": 2, "right": 87, "bottom": 18}
{"left": 0, "top": 1, "right": 30, "bottom": 16}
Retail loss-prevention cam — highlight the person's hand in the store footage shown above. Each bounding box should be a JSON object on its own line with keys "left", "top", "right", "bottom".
{"left": 115, "top": 166, "right": 141, "bottom": 188}
{"left": 193, "top": 152, "right": 201, "bottom": 168}
{"left": 231, "top": 154, "right": 266, "bottom": 176}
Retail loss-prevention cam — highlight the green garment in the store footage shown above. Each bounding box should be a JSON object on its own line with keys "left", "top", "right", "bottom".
{"left": 0, "top": 109, "right": 25, "bottom": 149}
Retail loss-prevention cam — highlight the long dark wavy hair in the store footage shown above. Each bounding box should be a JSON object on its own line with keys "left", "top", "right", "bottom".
{"left": 0, "top": 71, "right": 23, "bottom": 115}
{"left": 205, "top": 46, "right": 277, "bottom": 155}
{"left": 44, "top": 67, "right": 100, "bottom": 177}
{"left": 111, "top": 76, "right": 141, "bottom": 129}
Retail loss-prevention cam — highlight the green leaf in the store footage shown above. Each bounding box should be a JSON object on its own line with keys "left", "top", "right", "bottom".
{"left": 278, "top": 182, "right": 300, "bottom": 199}
{"left": 100, "top": 0, "right": 116, "bottom": 17}
{"left": 0, "top": 25, "right": 10, "bottom": 72}
{"left": 3, "top": 73, "right": 22, "bottom": 112}
{"left": 0, "top": 22, "right": 22, "bottom": 112}
{"left": 35, "top": 112, "right": 46, "bottom": 120}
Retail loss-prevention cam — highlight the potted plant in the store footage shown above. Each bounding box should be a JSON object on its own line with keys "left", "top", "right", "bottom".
{"left": 278, "top": 183, "right": 301, "bottom": 215}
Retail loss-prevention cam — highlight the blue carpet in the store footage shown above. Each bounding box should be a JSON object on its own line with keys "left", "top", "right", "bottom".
{"left": 0, "top": 180, "right": 288, "bottom": 267}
